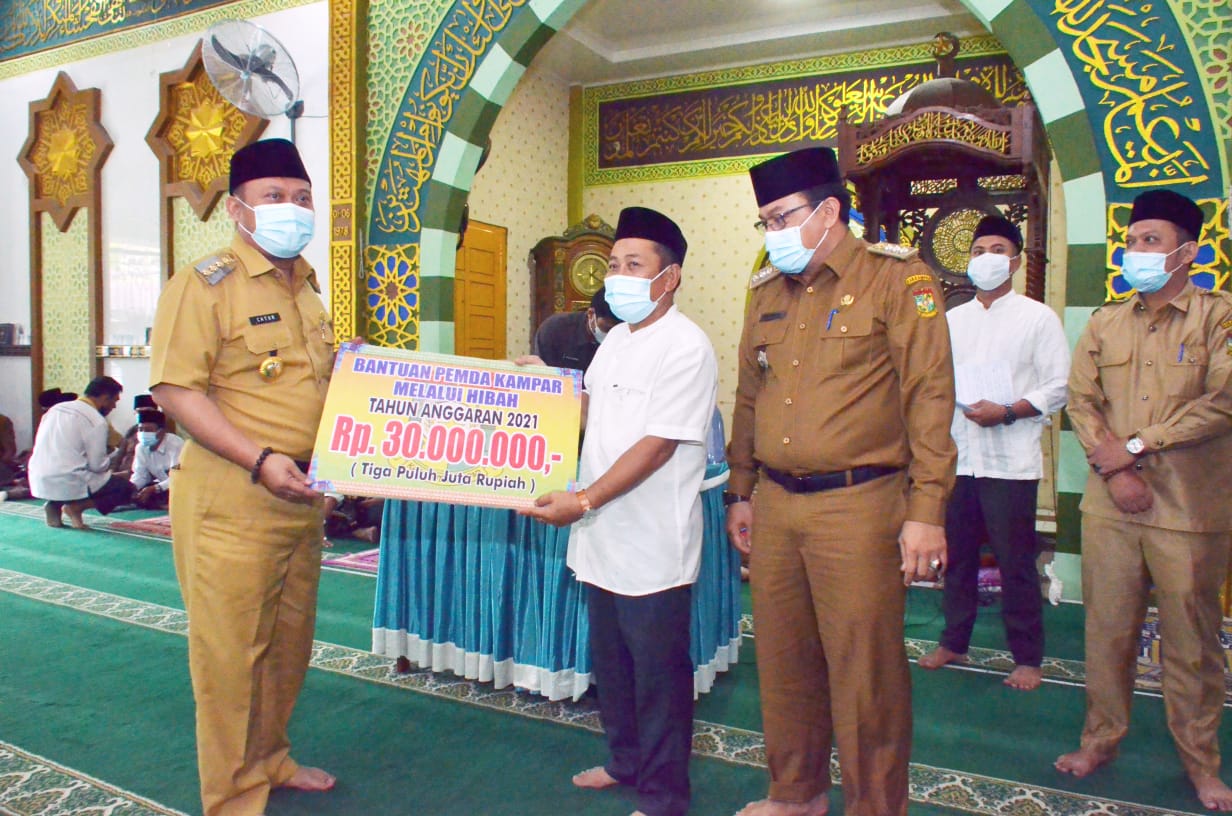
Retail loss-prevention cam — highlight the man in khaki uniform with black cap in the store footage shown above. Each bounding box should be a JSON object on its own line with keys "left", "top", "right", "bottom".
{"left": 150, "top": 138, "right": 336, "bottom": 816}
{"left": 1057, "top": 189, "right": 1232, "bottom": 810}
{"left": 726, "top": 146, "right": 956, "bottom": 816}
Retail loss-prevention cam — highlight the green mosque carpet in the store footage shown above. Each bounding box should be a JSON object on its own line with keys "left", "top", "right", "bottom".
{"left": 0, "top": 500, "right": 1224, "bottom": 815}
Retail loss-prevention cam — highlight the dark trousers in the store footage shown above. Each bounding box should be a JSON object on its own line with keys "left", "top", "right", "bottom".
{"left": 587, "top": 583, "right": 694, "bottom": 816}
{"left": 940, "top": 476, "right": 1043, "bottom": 666}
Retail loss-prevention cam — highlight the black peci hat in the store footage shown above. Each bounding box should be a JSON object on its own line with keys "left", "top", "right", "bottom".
{"left": 1128, "top": 190, "right": 1204, "bottom": 242}
{"left": 229, "top": 138, "right": 311, "bottom": 194}
{"left": 972, "top": 215, "right": 1023, "bottom": 251}
{"left": 749, "top": 147, "right": 843, "bottom": 207}
{"left": 614, "top": 206, "right": 688, "bottom": 264}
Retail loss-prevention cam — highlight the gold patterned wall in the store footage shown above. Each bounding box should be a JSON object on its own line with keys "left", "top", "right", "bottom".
{"left": 40, "top": 212, "right": 92, "bottom": 391}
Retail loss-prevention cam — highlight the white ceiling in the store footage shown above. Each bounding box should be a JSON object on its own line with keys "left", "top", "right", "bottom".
{"left": 532, "top": 0, "right": 988, "bottom": 85}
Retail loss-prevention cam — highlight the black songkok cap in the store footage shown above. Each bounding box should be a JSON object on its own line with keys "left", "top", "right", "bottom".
{"left": 37, "top": 388, "right": 69, "bottom": 408}
{"left": 749, "top": 147, "right": 842, "bottom": 207}
{"left": 137, "top": 409, "right": 166, "bottom": 427}
{"left": 229, "top": 138, "right": 311, "bottom": 194}
{"left": 972, "top": 215, "right": 1023, "bottom": 251}
{"left": 614, "top": 207, "right": 688, "bottom": 264}
{"left": 1129, "top": 190, "right": 1204, "bottom": 242}
{"left": 133, "top": 393, "right": 156, "bottom": 410}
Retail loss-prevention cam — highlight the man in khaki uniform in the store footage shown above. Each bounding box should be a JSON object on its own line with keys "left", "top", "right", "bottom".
{"left": 726, "top": 146, "right": 956, "bottom": 816}
{"left": 1057, "top": 190, "right": 1232, "bottom": 810}
{"left": 150, "top": 139, "right": 336, "bottom": 816}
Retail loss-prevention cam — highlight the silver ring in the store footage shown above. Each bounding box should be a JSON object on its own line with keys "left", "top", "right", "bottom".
{"left": 929, "top": 558, "right": 942, "bottom": 571}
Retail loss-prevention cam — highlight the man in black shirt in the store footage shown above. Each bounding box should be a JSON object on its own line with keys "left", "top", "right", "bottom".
{"left": 532, "top": 287, "right": 621, "bottom": 373}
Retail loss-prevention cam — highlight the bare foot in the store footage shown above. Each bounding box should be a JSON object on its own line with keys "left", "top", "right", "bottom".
{"left": 64, "top": 504, "right": 88, "bottom": 530}
{"left": 1192, "top": 774, "right": 1232, "bottom": 811}
{"left": 279, "top": 765, "right": 336, "bottom": 792}
{"left": 1004, "top": 665, "right": 1042, "bottom": 691}
{"left": 44, "top": 503, "right": 63, "bottom": 528}
{"left": 1055, "top": 746, "right": 1114, "bottom": 777}
{"left": 736, "top": 792, "right": 829, "bottom": 816}
{"left": 572, "top": 766, "right": 620, "bottom": 790}
{"left": 918, "top": 646, "right": 967, "bottom": 670}
{"left": 354, "top": 526, "right": 379, "bottom": 544}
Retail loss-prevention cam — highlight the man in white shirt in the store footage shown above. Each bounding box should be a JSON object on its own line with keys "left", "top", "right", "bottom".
{"left": 27, "top": 376, "right": 131, "bottom": 529}
{"left": 522, "top": 206, "right": 718, "bottom": 816}
{"left": 919, "top": 216, "right": 1070, "bottom": 691}
{"left": 130, "top": 408, "right": 185, "bottom": 509}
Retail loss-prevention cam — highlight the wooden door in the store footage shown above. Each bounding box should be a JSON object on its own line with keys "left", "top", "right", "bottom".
{"left": 454, "top": 219, "right": 507, "bottom": 359}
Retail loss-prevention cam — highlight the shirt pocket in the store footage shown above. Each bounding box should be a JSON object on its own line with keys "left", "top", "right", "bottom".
{"left": 1164, "top": 343, "right": 1208, "bottom": 400}
{"left": 242, "top": 323, "right": 294, "bottom": 359}
{"left": 1094, "top": 341, "right": 1132, "bottom": 397}
{"left": 754, "top": 318, "right": 790, "bottom": 380}
{"left": 603, "top": 382, "right": 651, "bottom": 451}
{"left": 819, "top": 310, "right": 875, "bottom": 371}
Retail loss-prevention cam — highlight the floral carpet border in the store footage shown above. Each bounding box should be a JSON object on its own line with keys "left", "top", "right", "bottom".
{"left": 0, "top": 740, "right": 189, "bottom": 816}
{"left": 0, "top": 565, "right": 1202, "bottom": 816}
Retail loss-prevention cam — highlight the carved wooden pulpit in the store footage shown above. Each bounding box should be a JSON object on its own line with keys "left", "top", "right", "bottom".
{"left": 837, "top": 58, "right": 1049, "bottom": 306}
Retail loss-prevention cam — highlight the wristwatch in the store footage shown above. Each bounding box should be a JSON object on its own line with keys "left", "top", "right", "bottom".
{"left": 1125, "top": 435, "right": 1146, "bottom": 456}
{"left": 1002, "top": 405, "right": 1017, "bottom": 426}
{"left": 722, "top": 492, "right": 751, "bottom": 507}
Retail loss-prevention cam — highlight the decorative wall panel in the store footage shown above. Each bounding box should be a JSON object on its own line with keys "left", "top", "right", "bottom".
{"left": 18, "top": 71, "right": 112, "bottom": 408}
{"left": 40, "top": 213, "right": 92, "bottom": 391}
{"left": 172, "top": 196, "right": 235, "bottom": 272}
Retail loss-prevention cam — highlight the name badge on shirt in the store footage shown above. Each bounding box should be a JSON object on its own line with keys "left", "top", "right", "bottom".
{"left": 249, "top": 313, "right": 282, "bottom": 326}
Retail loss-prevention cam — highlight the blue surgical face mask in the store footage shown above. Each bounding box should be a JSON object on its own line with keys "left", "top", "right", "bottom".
{"left": 764, "top": 202, "right": 829, "bottom": 275}
{"left": 604, "top": 266, "right": 670, "bottom": 324}
{"left": 236, "top": 199, "right": 315, "bottom": 259}
{"left": 588, "top": 314, "right": 608, "bottom": 344}
{"left": 138, "top": 431, "right": 159, "bottom": 449}
{"left": 1120, "top": 243, "right": 1190, "bottom": 294}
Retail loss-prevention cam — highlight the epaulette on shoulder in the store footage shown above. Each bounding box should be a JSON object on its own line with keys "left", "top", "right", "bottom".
{"left": 194, "top": 252, "right": 238, "bottom": 286}
{"left": 867, "top": 242, "right": 918, "bottom": 261}
{"left": 749, "top": 264, "right": 781, "bottom": 290}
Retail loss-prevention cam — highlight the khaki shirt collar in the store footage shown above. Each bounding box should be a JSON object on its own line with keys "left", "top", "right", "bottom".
{"left": 229, "top": 233, "right": 319, "bottom": 292}
{"left": 1132, "top": 279, "right": 1196, "bottom": 315}
{"left": 793, "top": 229, "right": 862, "bottom": 286}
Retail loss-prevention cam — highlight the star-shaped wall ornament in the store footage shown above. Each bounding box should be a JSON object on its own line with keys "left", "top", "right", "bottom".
{"left": 18, "top": 72, "right": 113, "bottom": 233}
{"left": 146, "top": 41, "right": 267, "bottom": 220}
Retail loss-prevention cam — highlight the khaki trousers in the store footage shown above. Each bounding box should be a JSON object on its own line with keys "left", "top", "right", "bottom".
{"left": 750, "top": 472, "right": 911, "bottom": 816}
{"left": 1080, "top": 514, "right": 1229, "bottom": 777}
{"left": 171, "top": 443, "right": 323, "bottom": 816}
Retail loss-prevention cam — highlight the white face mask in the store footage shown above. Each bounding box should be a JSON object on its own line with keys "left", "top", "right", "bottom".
{"left": 966, "top": 252, "right": 1017, "bottom": 290}
{"left": 588, "top": 315, "right": 608, "bottom": 344}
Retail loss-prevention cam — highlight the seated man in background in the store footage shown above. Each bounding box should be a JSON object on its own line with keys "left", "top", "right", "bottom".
{"left": 532, "top": 286, "right": 622, "bottom": 373}
{"left": 27, "top": 376, "right": 131, "bottom": 528}
{"left": 130, "top": 408, "right": 184, "bottom": 510}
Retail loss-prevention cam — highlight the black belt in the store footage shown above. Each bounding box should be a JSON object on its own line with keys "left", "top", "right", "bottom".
{"left": 763, "top": 465, "right": 901, "bottom": 494}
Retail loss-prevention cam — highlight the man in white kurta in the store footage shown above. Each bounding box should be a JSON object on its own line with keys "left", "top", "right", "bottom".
{"left": 130, "top": 409, "right": 185, "bottom": 509}
{"left": 27, "top": 376, "right": 128, "bottom": 528}
{"left": 919, "top": 216, "right": 1070, "bottom": 691}
{"left": 524, "top": 206, "right": 718, "bottom": 816}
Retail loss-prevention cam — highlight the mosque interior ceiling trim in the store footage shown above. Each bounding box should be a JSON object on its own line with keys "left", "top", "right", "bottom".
{"left": 0, "top": 0, "right": 317, "bottom": 76}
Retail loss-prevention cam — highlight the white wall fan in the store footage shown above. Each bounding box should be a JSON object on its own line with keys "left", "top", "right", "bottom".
{"left": 202, "top": 19, "right": 305, "bottom": 142}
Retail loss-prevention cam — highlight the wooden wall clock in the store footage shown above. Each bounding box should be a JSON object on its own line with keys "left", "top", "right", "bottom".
{"left": 528, "top": 213, "right": 615, "bottom": 338}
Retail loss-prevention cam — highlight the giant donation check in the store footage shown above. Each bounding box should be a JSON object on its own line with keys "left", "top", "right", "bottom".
{"left": 310, "top": 343, "right": 582, "bottom": 510}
